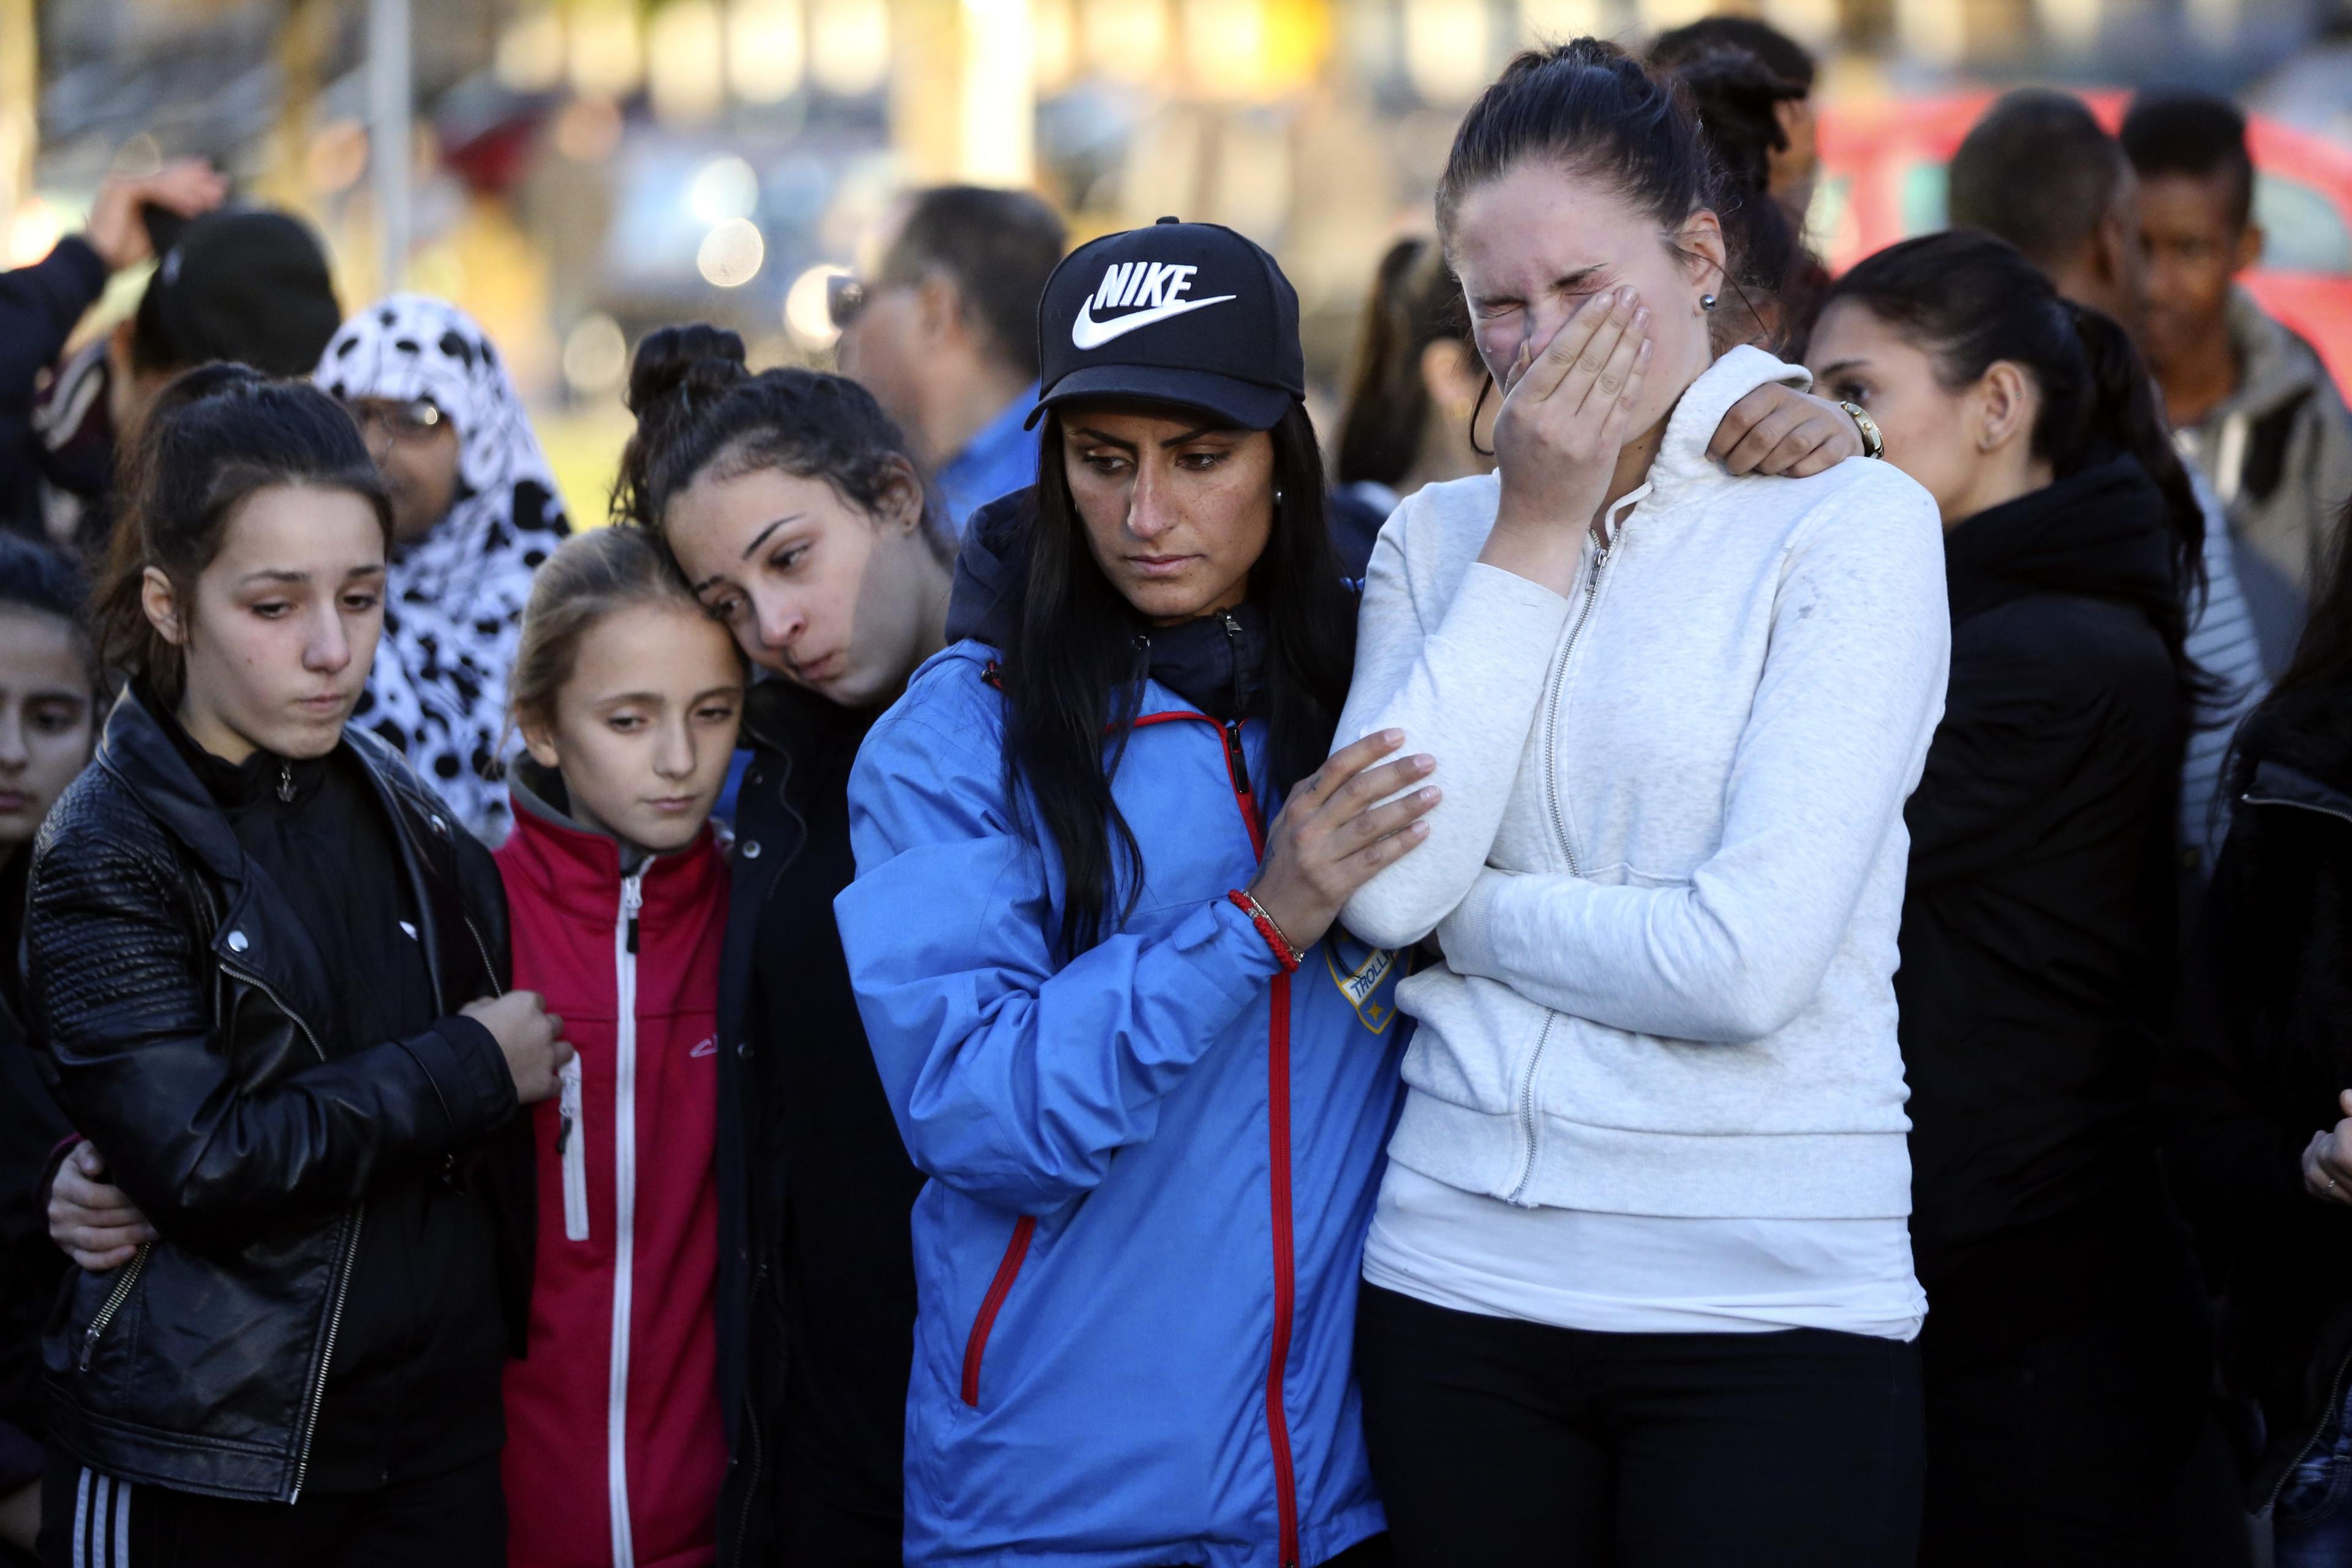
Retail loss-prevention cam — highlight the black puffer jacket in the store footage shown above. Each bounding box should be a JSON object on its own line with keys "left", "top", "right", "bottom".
{"left": 2165, "top": 685, "right": 2352, "bottom": 1508}
{"left": 23, "top": 687, "right": 531, "bottom": 1503}
{"left": 1897, "top": 455, "right": 2190, "bottom": 1348}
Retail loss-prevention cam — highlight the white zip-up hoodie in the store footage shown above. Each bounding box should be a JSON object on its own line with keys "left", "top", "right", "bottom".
{"left": 1338, "top": 346, "right": 1950, "bottom": 1223}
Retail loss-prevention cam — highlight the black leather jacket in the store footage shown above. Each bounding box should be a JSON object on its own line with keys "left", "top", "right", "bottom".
{"left": 23, "top": 688, "right": 532, "bottom": 1502}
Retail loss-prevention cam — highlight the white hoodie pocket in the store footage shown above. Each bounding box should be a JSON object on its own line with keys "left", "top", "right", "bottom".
{"left": 558, "top": 1058, "right": 588, "bottom": 1242}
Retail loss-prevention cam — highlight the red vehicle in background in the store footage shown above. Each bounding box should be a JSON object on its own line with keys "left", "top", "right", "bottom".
{"left": 1813, "top": 89, "right": 2352, "bottom": 394}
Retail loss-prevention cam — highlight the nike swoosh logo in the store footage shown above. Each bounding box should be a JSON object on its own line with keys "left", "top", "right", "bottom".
{"left": 1071, "top": 293, "right": 1238, "bottom": 350}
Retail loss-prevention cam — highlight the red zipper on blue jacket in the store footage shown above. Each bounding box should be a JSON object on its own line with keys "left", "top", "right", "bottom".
{"left": 954, "top": 704, "right": 1302, "bottom": 1567}
{"left": 1139, "top": 709, "right": 1302, "bottom": 1568}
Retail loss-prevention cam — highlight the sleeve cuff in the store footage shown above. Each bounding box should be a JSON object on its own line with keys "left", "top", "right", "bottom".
{"left": 403, "top": 1016, "right": 518, "bottom": 1137}
{"left": 1434, "top": 867, "right": 1509, "bottom": 979}
{"left": 1454, "top": 559, "right": 1577, "bottom": 620}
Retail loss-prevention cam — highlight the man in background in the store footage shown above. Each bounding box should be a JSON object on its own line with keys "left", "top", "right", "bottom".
{"left": 833, "top": 185, "right": 1065, "bottom": 531}
{"left": 2124, "top": 88, "right": 2352, "bottom": 665}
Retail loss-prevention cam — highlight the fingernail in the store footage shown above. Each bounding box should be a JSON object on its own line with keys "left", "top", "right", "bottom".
{"left": 1383, "top": 728, "right": 1404, "bottom": 744}
{"left": 1637, "top": 341, "right": 1653, "bottom": 359}
{"left": 1413, "top": 753, "right": 1435, "bottom": 769}
{"left": 1634, "top": 307, "right": 1650, "bottom": 328}
{"left": 1419, "top": 787, "right": 1441, "bottom": 803}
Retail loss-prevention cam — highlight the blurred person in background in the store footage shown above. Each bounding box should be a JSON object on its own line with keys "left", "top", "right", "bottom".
{"left": 1951, "top": 88, "right": 2270, "bottom": 880}
{"left": 33, "top": 206, "right": 341, "bottom": 561}
{"left": 2124, "top": 89, "right": 2352, "bottom": 669}
{"left": 615, "top": 326, "right": 951, "bottom": 1567}
{"left": 2168, "top": 493, "right": 2352, "bottom": 1568}
{"left": 1647, "top": 15, "right": 1819, "bottom": 232}
{"left": 1808, "top": 230, "right": 2222, "bottom": 1567}
{"left": 1651, "top": 40, "right": 1826, "bottom": 349}
{"left": 0, "top": 538, "right": 104, "bottom": 1562}
{"left": 0, "top": 159, "right": 224, "bottom": 542}
{"left": 317, "top": 294, "right": 574, "bottom": 843}
{"left": 831, "top": 186, "right": 1065, "bottom": 532}
{"left": 1330, "top": 236, "right": 1488, "bottom": 567}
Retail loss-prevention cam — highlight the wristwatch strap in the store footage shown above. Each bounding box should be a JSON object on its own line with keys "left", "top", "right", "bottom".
{"left": 1838, "top": 399, "right": 1885, "bottom": 459}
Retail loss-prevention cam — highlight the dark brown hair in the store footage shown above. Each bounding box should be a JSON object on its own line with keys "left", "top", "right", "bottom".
{"left": 1436, "top": 38, "right": 1781, "bottom": 330}
{"left": 92, "top": 364, "right": 390, "bottom": 707}
{"left": 506, "top": 524, "right": 744, "bottom": 761}
{"left": 1335, "top": 237, "right": 1473, "bottom": 489}
{"left": 613, "top": 323, "right": 950, "bottom": 565}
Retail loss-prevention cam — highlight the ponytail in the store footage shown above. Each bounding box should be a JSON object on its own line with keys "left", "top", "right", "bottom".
{"left": 1826, "top": 230, "right": 2214, "bottom": 714}
{"left": 2067, "top": 302, "right": 2209, "bottom": 620}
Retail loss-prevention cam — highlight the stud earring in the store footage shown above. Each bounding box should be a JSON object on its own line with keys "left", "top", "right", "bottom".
{"left": 1700, "top": 293, "right": 1718, "bottom": 312}
{"left": 1273, "top": 488, "right": 1285, "bottom": 506}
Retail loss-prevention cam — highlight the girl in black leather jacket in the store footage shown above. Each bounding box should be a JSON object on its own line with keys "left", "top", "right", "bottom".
{"left": 23, "top": 368, "right": 570, "bottom": 1568}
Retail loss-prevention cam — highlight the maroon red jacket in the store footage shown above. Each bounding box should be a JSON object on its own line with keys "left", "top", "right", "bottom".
{"left": 497, "top": 774, "right": 728, "bottom": 1568}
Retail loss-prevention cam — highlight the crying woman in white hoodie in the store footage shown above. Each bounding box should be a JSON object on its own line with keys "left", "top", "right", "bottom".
{"left": 1338, "top": 40, "right": 1950, "bottom": 1568}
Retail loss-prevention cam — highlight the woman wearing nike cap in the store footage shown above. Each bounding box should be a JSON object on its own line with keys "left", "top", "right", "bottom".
{"left": 835, "top": 216, "right": 1421, "bottom": 1568}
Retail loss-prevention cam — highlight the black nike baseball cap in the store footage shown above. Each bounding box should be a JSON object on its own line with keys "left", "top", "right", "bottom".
{"left": 1028, "top": 216, "right": 1305, "bottom": 432}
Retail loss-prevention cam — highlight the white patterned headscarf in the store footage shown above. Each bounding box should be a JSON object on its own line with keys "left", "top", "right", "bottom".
{"left": 315, "top": 295, "right": 570, "bottom": 842}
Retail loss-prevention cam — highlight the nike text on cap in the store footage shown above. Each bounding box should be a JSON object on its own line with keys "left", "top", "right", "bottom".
{"left": 1028, "top": 216, "right": 1306, "bottom": 432}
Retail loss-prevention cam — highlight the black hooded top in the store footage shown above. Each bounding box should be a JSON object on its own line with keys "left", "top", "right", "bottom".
{"left": 1895, "top": 454, "right": 2191, "bottom": 1352}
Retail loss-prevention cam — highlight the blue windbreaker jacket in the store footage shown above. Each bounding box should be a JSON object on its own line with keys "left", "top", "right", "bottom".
{"left": 836, "top": 622, "right": 1410, "bottom": 1568}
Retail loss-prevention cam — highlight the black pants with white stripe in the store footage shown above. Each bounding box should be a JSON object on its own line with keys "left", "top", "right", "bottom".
{"left": 37, "top": 1451, "right": 503, "bottom": 1568}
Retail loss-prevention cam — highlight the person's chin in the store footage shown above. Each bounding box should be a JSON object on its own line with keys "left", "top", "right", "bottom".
{"left": 1119, "top": 576, "right": 1218, "bottom": 623}
{"left": 622, "top": 802, "right": 710, "bottom": 854}
{"left": 272, "top": 695, "right": 358, "bottom": 757}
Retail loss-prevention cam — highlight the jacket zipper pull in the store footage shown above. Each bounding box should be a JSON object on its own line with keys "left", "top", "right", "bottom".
{"left": 623, "top": 872, "right": 644, "bottom": 956}
{"left": 1223, "top": 720, "right": 1252, "bottom": 797}
{"left": 277, "top": 760, "right": 295, "bottom": 804}
{"left": 556, "top": 1112, "right": 571, "bottom": 1155}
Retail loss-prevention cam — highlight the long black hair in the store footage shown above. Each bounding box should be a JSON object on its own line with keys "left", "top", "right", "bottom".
{"left": 1438, "top": 39, "right": 1785, "bottom": 348}
{"left": 1012, "top": 401, "right": 1355, "bottom": 958}
{"left": 93, "top": 364, "right": 390, "bottom": 708}
{"left": 615, "top": 322, "right": 951, "bottom": 564}
{"left": 1825, "top": 233, "right": 2214, "bottom": 717}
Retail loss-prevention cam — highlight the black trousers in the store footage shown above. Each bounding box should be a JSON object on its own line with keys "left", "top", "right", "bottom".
{"left": 1355, "top": 1283, "right": 1924, "bottom": 1568}
{"left": 1915, "top": 1284, "right": 2217, "bottom": 1567}
{"left": 37, "top": 1451, "right": 503, "bottom": 1568}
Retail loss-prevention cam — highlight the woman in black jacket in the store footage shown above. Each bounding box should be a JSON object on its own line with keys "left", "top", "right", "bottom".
{"left": 611, "top": 327, "right": 952, "bottom": 1567}
{"left": 24, "top": 367, "right": 568, "bottom": 1568}
{"left": 2167, "top": 506, "right": 2352, "bottom": 1564}
{"left": 1806, "top": 231, "right": 2215, "bottom": 1564}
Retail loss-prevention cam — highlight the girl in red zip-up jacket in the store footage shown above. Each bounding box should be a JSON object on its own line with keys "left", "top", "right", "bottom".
{"left": 495, "top": 527, "right": 745, "bottom": 1568}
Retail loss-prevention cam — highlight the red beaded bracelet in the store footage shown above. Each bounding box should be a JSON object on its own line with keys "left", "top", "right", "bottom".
{"left": 1228, "top": 889, "right": 1302, "bottom": 973}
